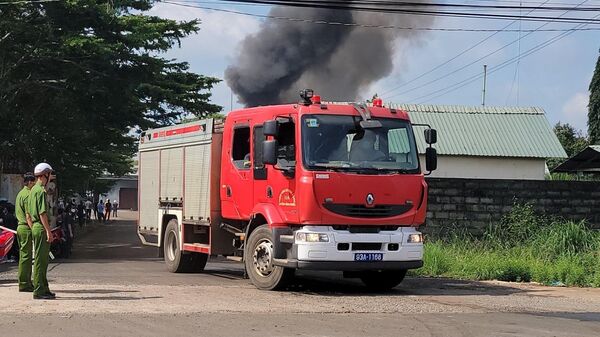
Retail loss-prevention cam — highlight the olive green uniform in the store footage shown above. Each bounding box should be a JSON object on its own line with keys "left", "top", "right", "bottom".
{"left": 15, "top": 186, "right": 33, "bottom": 292}
{"left": 28, "top": 181, "right": 51, "bottom": 296}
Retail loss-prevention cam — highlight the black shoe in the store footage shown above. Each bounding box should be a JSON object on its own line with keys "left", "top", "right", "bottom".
{"left": 46, "top": 291, "right": 56, "bottom": 297}
{"left": 19, "top": 288, "right": 34, "bottom": 293}
{"left": 33, "top": 293, "right": 56, "bottom": 300}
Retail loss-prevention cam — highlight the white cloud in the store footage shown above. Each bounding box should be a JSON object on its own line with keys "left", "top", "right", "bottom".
{"left": 561, "top": 92, "right": 589, "bottom": 132}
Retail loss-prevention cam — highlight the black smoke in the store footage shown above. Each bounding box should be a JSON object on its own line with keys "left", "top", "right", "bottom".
{"left": 225, "top": 2, "right": 434, "bottom": 107}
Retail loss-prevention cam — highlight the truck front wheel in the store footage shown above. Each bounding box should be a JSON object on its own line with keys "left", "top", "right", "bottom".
{"left": 360, "top": 270, "right": 407, "bottom": 291}
{"left": 164, "top": 219, "right": 208, "bottom": 273}
{"left": 245, "top": 225, "right": 293, "bottom": 290}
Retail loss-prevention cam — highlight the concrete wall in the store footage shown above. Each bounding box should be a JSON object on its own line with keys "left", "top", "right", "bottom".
{"left": 0, "top": 174, "right": 22, "bottom": 203}
{"left": 420, "top": 155, "right": 546, "bottom": 180}
{"left": 425, "top": 178, "right": 600, "bottom": 234}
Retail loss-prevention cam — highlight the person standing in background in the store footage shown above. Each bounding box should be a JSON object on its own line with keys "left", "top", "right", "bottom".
{"left": 15, "top": 172, "right": 35, "bottom": 292}
{"left": 97, "top": 200, "right": 104, "bottom": 223}
{"left": 104, "top": 199, "right": 112, "bottom": 222}
{"left": 28, "top": 163, "right": 56, "bottom": 300}
{"left": 112, "top": 200, "right": 118, "bottom": 218}
{"left": 84, "top": 199, "right": 92, "bottom": 221}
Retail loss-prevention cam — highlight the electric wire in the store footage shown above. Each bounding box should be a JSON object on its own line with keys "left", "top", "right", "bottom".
{"left": 163, "top": 0, "right": 600, "bottom": 32}
{"left": 383, "top": 0, "right": 589, "bottom": 101}
{"left": 411, "top": 13, "right": 600, "bottom": 103}
{"left": 380, "top": 0, "right": 553, "bottom": 97}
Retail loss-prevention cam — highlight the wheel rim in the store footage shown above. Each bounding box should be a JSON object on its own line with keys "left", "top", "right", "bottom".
{"left": 166, "top": 231, "right": 177, "bottom": 262}
{"left": 253, "top": 238, "right": 274, "bottom": 277}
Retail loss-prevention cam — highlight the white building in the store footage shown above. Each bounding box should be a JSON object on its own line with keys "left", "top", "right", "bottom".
{"left": 393, "top": 104, "right": 567, "bottom": 180}
{"left": 99, "top": 175, "right": 138, "bottom": 210}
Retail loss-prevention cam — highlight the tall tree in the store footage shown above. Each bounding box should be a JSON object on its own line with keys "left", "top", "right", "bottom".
{"left": 589, "top": 49, "right": 600, "bottom": 144}
{"left": 547, "top": 122, "right": 589, "bottom": 170}
{"left": 0, "top": 0, "right": 221, "bottom": 193}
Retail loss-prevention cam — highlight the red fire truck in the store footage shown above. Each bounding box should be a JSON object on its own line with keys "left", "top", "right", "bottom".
{"left": 137, "top": 90, "right": 437, "bottom": 290}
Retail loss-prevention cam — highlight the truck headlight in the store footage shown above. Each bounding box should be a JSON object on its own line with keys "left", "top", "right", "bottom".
{"left": 296, "top": 232, "right": 329, "bottom": 243}
{"left": 407, "top": 233, "right": 423, "bottom": 243}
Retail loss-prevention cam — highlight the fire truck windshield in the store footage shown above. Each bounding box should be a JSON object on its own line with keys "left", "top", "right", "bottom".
{"left": 301, "top": 114, "right": 420, "bottom": 174}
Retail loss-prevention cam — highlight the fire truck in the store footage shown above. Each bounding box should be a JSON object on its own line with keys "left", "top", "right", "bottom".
{"left": 137, "top": 90, "right": 438, "bottom": 290}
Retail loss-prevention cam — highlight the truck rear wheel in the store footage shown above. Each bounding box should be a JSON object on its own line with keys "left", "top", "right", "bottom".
{"left": 245, "top": 225, "right": 293, "bottom": 290}
{"left": 360, "top": 270, "right": 407, "bottom": 291}
{"left": 164, "top": 219, "right": 208, "bottom": 273}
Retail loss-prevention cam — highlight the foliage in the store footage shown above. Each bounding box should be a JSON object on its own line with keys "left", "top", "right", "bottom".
{"left": 0, "top": 0, "right": 222, "bottom": 193}
{"left": 589, "top": 49, "right": 600, "bottom": 144}
{"left": 414, "top": 205, "right": 600, "bottom": 287}
{"left": 547, "top": 122, "right": 589, "bottom": 171}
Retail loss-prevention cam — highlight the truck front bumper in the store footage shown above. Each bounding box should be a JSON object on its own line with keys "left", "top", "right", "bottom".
{"left": 273, "top": 226, "right": 424, "bottom": 271}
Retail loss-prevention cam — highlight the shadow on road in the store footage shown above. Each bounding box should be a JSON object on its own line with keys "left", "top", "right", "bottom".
{"left": 525, "top": 311, "right": 600, "bottom": 322}
{"left": 286, "top": 273, "right": 533, "bottom": 297}
{"left": 57, "top": 296, "right": 162, "bottom": 301}
{"left": 55, "top": 289, "right": 140, "bottom": 294}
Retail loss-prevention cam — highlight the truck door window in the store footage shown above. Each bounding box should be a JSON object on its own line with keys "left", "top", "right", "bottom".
{"left": 253, "top": 126, "right": 267, "bottom": 180}
{"left": 232, "top": 126, "right": 251, "bottom": 170}
{"left": 276, "top": 121, "right": 295, "bottom": 168}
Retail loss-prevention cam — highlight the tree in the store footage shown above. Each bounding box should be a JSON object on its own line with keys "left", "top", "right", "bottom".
{"left": 589, "top": 50, "right": 600, "bottom": 144}
{"left": 547, "top": 122, "right": 589, "bottom": 170}
{"left": 0, "top": 0, "right": 221, "bottom": 193}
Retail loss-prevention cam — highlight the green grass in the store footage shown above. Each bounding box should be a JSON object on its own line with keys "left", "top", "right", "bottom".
{"left": 412, "top": 204, "right": 600, "bottom": 287}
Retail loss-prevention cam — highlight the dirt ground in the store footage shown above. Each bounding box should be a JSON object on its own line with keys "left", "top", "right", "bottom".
{"left": 1, "top": 211, "right": 599, "bottom": 336}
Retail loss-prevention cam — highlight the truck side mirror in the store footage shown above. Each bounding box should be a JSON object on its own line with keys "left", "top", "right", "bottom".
{"left": 263, "top": 140, "right": 278, "bottom": 165}
{"left": 264, "top": 120, "right": 279, "bottom": 137}
{"left": 425, "top": 129, "right": 437, "bottom": 144}
{"left": 425, "top": 147, "right": 437, "bottom": 172}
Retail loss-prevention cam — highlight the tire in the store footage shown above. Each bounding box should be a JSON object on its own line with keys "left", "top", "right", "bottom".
{"left": 245, "top": 225, "right": 294, "bottom": 290}
{"left": 360, "top": 270, "right": 407, "bottom": 291}
{"left": 164, "top": 219, "right": 209, "bottom": 273}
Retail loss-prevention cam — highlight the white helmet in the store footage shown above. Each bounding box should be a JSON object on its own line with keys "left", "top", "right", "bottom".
{"left": 34, "top": 163, "right": 53, "bottom": 176}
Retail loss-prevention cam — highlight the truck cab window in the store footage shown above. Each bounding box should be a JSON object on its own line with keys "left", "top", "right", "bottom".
{"left": 232, "top": 126, "right": 251, "bottom": 169}
{"left": 277, "top": 121, "right": 295, "bottom": 168}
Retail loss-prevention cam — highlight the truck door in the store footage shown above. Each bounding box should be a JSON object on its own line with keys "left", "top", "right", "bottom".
{"left": 221, "top": 123, "right": 253, "bottom": 220}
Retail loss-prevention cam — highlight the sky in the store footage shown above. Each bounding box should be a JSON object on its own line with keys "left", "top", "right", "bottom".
{"left": 148, "top": 1, "right": 599, "bottom": 134}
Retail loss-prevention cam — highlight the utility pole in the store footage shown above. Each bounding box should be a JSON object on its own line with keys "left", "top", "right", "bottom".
{"left": 482, "top": 64, "right": 487, "bottom": 106}
{"left": 230, "top": 89, "right": 233, "bottom": 112}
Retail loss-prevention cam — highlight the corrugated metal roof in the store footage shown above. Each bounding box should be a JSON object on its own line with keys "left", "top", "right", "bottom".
{"left": 387, "top": 104, "right": 566, "bottom": 158}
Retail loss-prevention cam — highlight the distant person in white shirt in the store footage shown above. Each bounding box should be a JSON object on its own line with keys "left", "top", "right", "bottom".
{"left": 84, "top": 199, "right": 92, "bottom": 220}
{"left": 112, "top": 200, "right": 118, "bottom": 217}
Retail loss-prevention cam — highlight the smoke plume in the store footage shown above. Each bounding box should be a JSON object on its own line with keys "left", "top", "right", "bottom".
{"left": 225, "top": 2, "right": 434, "bottom": 107}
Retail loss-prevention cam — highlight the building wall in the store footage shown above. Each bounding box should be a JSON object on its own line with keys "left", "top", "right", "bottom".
{"left": 103, "top": 179, "right": 138, "bottom": 210}
{"left": 0, "top": 174, "right": 23, "bottom": 203}
{"left": 420, "top": 155, "right": 546, "bottom": 180}
{"left": 425, "top": 178, "right": 600, "bottom": 235}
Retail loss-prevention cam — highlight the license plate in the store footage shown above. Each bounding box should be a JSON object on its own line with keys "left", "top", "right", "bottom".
{"left": 354, "top": 253, "right": 383, "bottom": 262}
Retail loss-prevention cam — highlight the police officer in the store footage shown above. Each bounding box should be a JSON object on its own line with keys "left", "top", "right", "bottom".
{"left": 28, "top": 163, "right": 56, "bottom": 300}
{"left": 15, "top": 172, "right": 36, "bottom": 292}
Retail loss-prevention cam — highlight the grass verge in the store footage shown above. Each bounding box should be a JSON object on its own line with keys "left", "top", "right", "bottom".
{"left": 411, "top": 205, "right": 600, "bottom": 287}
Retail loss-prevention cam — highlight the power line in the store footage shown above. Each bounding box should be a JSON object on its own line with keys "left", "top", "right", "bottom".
{"left": 383, "top": 0, "right": 589, "bottom": 100}
{"left": 163, "top": 1, "right": 600, "bottom": 32}
{"left": 380, "top": 0, "right": 553, "bottom": 97}
{"left": 211, "top": 0, "right": 600, "bottom": 24}
{"left": 0, "top": 0, "right": 59, "bottom": 4}
{"left": 411, "top": 13, "right": 599, "bottom": 103}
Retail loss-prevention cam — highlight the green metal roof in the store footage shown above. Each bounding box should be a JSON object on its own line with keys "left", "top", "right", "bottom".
{"left": 388, "top": 104, "right": 567, "bottom": 158}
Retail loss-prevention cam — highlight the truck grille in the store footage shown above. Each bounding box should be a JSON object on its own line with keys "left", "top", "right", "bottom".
{"left": 323, "top": 204, "right": 412, "bottom": 218}
{"left": 352, "top": 243, "right": 382, "bottom": 251}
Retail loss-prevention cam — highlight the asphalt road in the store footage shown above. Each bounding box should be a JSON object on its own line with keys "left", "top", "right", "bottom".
{"left": 1, "top": 211, "right": 599, "bottom": 337}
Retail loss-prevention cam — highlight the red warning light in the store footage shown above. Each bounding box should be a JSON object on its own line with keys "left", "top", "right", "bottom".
{"left": 373, "top": 98, "right": 383, "bottom": 107}
{"left": 311, "top": 95, "right": 321, "bottom": 104}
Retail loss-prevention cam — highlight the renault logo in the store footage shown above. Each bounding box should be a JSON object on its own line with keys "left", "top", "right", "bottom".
{"left": 366, "top": 193, "right": 375, "bottom": 205}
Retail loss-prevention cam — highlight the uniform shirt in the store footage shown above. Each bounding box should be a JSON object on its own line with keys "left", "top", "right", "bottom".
{"left": 27, "top": 181, "right": 48, "bottom": 224}
{"left": 15, "top": 186, "right": 30, "bottom": 225}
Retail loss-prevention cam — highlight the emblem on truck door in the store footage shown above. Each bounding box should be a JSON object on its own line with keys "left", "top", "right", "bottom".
{"left": 366, "top": 193, "right": 375, "bottom": 206}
